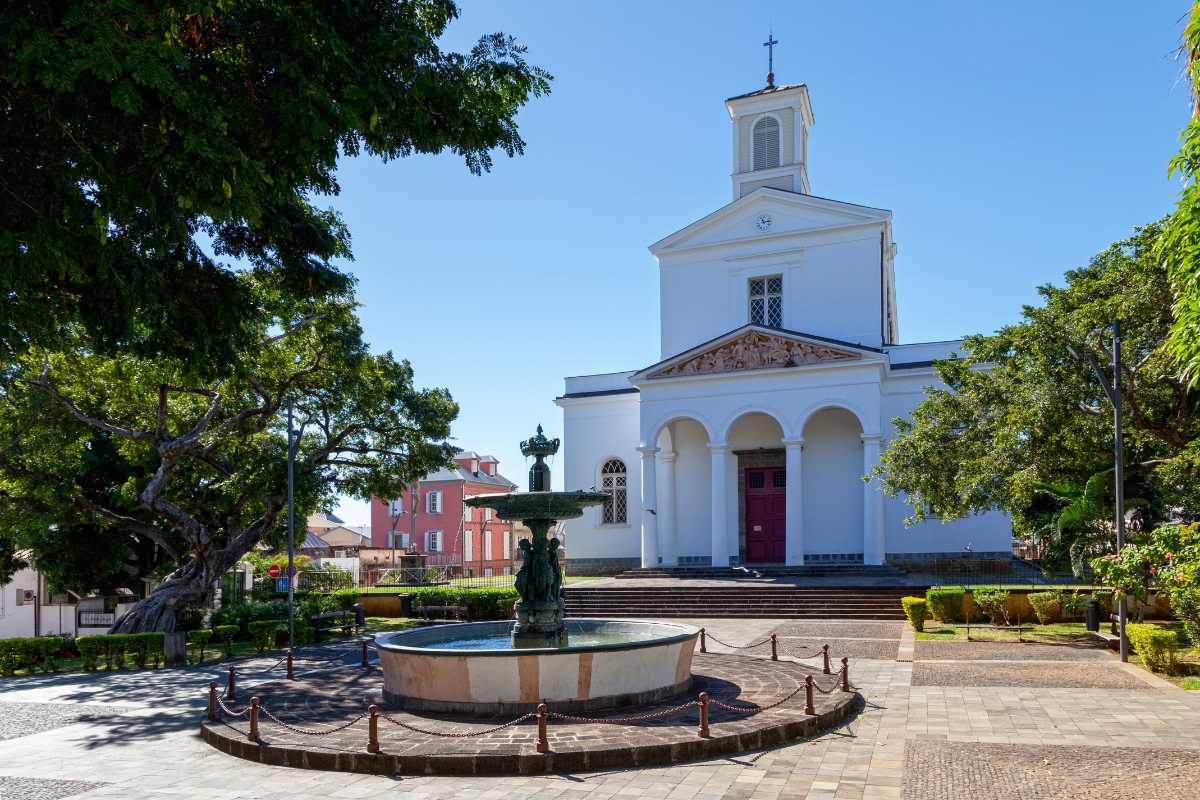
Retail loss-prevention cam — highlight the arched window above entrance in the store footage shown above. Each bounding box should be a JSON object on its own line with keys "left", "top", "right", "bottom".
{"left": 600, "top": 458, "right": 627, "bottom": 524}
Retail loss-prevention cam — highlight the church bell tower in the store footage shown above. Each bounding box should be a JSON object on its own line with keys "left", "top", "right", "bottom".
{"left": 725, "top": 73, "right": 814, "bottom": 200}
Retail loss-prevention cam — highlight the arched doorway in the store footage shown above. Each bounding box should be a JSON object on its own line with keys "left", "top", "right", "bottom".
{"left": 728, "top": 412, "right": 786, "bottom": 563}
{"left": 801, "top": 408, "right": 864, "bottom": 561}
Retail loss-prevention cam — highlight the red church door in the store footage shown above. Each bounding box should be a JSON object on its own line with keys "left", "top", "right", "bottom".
{"left": 745, "top": 468, "right": 786, "bottom": 563}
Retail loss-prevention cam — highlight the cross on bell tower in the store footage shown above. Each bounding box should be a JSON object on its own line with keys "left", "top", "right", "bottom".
{"left": 763, "top": 30, "right": 779, "bottom": 88}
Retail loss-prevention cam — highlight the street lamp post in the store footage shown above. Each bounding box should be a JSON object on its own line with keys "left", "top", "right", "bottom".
{"left": 286, "top": 400, "right": 296, "bottom": 651}
{"left": 1067, "top": 320, "right": 1127, "bottom": 662}
{"left": 388, "top": 499, "right": 403, "bottom": 580}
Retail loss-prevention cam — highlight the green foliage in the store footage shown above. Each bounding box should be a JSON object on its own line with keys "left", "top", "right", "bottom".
{"left": 0, "top": 636, "right": 63, "bottom": 676}
{"left": 174, "top": 607, "right": 206, "bottom": 633}
{"left": 187, "top": 629, "right": 213, "bottom": 664}
{"left": 1028, "top": 592, "right": 1059, "bottom": 625}
{"left": 873, "top": 224, "right": 1198, "bottom": 572}
{"left": 1055, "top": 589, "right": 1086, "bottom": 617}
{"left": 413, "top": 587, "right": 519, "bottom": 620}
{"left": 330, "top": 588, "right": 361, "bottom": 612}
{"left": 213, "top": 625, "right": 240, "bottom": 658}
{"left": 973, "top": 589, "right": 1011, "bottom": 626}
{"left": 247, "top": 620, "right": 282, "bottom": 653}
{"left": 76, "top": 635, "right": 104, "bottom": 671}
{"left": 209, "top": 602, "right": 287, "bottom": 639}
{"left": 925, "top": 588, "right": 964, "bottom": 622}
{"left": 0, "top": 0, "right": 551, "bottom": 376}
{"left": 294, "top": 621, "right": 315, "bottom": 646}
{"left": 123, "top": 633, "right": 164, "bottom": 669}
{"left": 1127, "top": 623, "right": 1178, "bottom": 674}
{"left": 1092, "top": 590, "right": 1114, "bottom": 615}
{"left": 901, "top": 598, "right": 927, "bottom": 632}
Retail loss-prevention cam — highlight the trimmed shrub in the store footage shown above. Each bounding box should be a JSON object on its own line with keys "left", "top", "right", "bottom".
{"left": 1027, "top": 592, "right": 1059, "bottom": 625}
{"left": 901, "top": 597, "right": 927, "bottom": 632}
{"left": 247, "top": 620, "right": 281, "bottom": 652}
{"left": 1056, "top": 589, "right": 1086, "bottom": 617}
{"left": 412, "top": 587, "right": 519, "bottom": 620}
{"left": 187, "top": 629, "right": 213, "bottom": 664}
{"left": 1127, "top": 623, "right": 1178, "bottom": 674}
{"left": 973, "top": 589, "right": 1010, "bottom": 626}
{"left": 76, "top": 635, "right": 104, "bottom": 671}
{"left": 925, "top": 588, "right": 964, "bottom": 623}
{"left": 330, "top": 588, "right": 360, "bottom": 612}
{"left": 294, "top": 621, "right": 315, "bottom": 646}
{"left": 124, "top": 633, "right": 164, "bottom": 669}
{"left": 174, "top": 607, "right": 205, "bottom": 632}
{"left": 209, "top": 601, "right": 287, "bottom": 639}
{"left": 213, "top": 625, "right": 239, "bottom": 658}
{"left": 0, "top": 636, "right": 64, "bottom": 676}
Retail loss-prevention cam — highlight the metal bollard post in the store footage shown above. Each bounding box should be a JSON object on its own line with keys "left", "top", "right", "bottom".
{"left": 804, "top": 675, "right": 815, "bottom": 716}
{"left": 699, "top": 628, "right": 706, "bottom": 653}
{"left": 1017, "top": 614, "right": 1022, "bottom": 643}
{"left": 226, "top": 666, "right": 236, "bottom": 700}
{"left": 536, "top": 703, "right": 549, "bottom": 753}
{"left": 841, "top": 657, "right": 850, "bottom": 692}
{"left": 822, "top": 644, "right": 831, "bottom": 675}
{"left": 770, "top": 633, "right": 778, "bottom": 661}
{"left": 367, "top": 704, "right": 379, "bottom": 753}
{"left": 286, "top": 649, "right": 294, "bottom": 681}
{"left": 362, "top": 641, "right": 369, "bottom": 668}
{"left": 207, "top": 682, "right": 217, "bottom": 720}
{"left": 248, "top": 697, "right": 259, "bottom": 741}
{"left": 697, "top": 692, "right": 710, "bottom": 738}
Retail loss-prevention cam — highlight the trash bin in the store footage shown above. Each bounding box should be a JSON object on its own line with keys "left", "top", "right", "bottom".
{"left": 399, "top": 592, "right": 415, "bottom": 618}
{"left": 353, "top": 602, "right": 365, "bottom": 628}
{"left": 1084, "top": 598, "right": 1100, "bottom": 631}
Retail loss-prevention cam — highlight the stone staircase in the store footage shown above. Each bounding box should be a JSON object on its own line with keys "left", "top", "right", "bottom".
{"left": 561, "top": 585, "right": 921, "bottom": 620}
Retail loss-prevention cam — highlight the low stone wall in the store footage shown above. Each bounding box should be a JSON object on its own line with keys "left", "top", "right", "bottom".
{"left": 563, "top": 557, "right": 640, "bottom": 577}
{"left": 933, "top": 589, "right": 1173, "bottom": 623}
{"left": 356, "top": 593, "right": 413, "bottom": 618}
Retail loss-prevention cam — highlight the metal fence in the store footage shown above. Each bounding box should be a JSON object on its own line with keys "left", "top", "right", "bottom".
{"left": 226, "top": 564, "right": 523, "bottom": 598}
{"left": 929, "top": 557, "right": 1091, "bottom": 589}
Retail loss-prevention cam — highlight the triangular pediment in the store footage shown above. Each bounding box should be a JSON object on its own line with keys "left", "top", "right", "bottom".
{"left": 649, "top": 189, "right": 890, "bottom": 255}
{"left": 634, "top": 326, "right": 871, "bottom": 381}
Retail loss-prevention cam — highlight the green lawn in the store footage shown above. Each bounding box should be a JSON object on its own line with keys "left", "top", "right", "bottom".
{"left": 914, "top": 621, "right": 1098, "bottom": 645}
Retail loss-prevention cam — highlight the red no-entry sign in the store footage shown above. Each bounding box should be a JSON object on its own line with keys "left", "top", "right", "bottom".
{"left": 285, "top": 565, "right": 298, "bottom": 578}
{"left": 268, "top": 564, "right": 281, "bottom": 578}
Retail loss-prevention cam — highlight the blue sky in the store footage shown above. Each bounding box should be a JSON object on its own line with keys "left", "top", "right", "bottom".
{"left": 333, "top": 1, "right": 1190, "bottom": 524}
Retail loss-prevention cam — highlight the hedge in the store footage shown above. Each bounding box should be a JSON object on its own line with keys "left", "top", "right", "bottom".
{"left": 925, "top": 588, "right": 964, "bottom": 623}
{"left": 1127, "top": 623, "right": 1178, "bottom": 674}
{"left": 0, "top": 636, "right": 64, "bottom": 676}
{"left": 214, "top": 625, "right": 239, "bottom": 658}
{"left": 208, "top": 601, "right": 287, "bottom": 639}
{"left": 74, "top": 634, "right": 163, "bottom": 671}
{"left": 901, "top": 597, "right": 927, "bottom": 632}
{"left": 247, "top": 620, "right": 282, "bottom": 652}
{"left": 186, "top": 629, "right": 213, "bottom": 664}
{"left": 972, "top": 589, "right": 1010, "bottom": 626}
{"left": 413, "top": 587, "right": 519, "bottom": 620}
{"left": 1028, "top": 592, "right": 1059, "bottom": 625}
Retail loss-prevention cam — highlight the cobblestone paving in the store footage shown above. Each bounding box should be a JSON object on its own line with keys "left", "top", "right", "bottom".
{"left": 0, "top": 776, "right": 108, "bottom": 800}
{"left": 0, "top": 702, "right": 135, "bottom": 741}
{"left": 914, "top": 640, "right": 1112, "bottom": 661}
{"left": 911, "top": 662, "right": 1152, "bottom": 689}
{"left": 902, "top": 740, "right": 1200, "bottom": 799}
{"left": 771, "top": 621, "right": 904, "bottom": 640}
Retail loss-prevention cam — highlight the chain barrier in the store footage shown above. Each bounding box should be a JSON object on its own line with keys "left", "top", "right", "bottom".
{"left": 378, "top": 710, "right": 537, "bottom": 738}
{"left": 258, "top": 706, "right": 368, "bottom": 736}
{"left": 216, "top": 696, "right": 252, "bottom": 717}
{"left": 547, "top": 701, "right": 700, "bottom": 724}
{"left": 707, "top": 682, "right": 805, "bottom": 714}
{"left": 810, "top": 676, "right": 843, "bottom": 694}
{"left": 232, "top": 657, "right": 287, "bottom": 676}
{"left": 291, "top": 642, "right": 371, "bottom": 663}
{"left": 702, "top": 632, "right": 773, "bottom": 650}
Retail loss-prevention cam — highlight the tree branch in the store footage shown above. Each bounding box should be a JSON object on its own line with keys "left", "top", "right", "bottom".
{"left": 72, "top": 494, "right": 184, "bottom": 563}
{"left": 258, "top": 313, "right": 327, "bottom": 346}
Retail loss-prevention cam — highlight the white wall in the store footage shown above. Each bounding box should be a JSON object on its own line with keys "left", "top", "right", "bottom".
{"left": 801, "top": 407, "right": 865, "bottom": 556}
{"left": 0, "top": 567, "right": 38, "bottom": 639}
{"left": 671, "top": 418, "right": 713, "bottom": 559}
{"left": 557, "top": 393, "right": 641, "bottom": 559}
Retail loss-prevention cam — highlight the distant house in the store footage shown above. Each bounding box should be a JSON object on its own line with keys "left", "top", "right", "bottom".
{"left": 306, "top": 515, "right": 370, "bottom": 548}
{"left": 371, "top": 451, "right": 517, "bottom": 576}
{"left": 0, "top": 551, "right": 90, "bottom": 640}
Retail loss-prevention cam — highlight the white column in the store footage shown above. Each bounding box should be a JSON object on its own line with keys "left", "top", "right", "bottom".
{"left": 862, "top": 434, "right": 886, "bottom": 565}
{"left": 638, "top": 447, "right": 660, "bottom": 568}
{"left": 783, "top": 438, "right": 804, "bottom": 566}
{"left": 659, "top": 452, "right": 678, "bottom": 566}
{"left": 708, "top": 443, "right": 730, "bottom": 567}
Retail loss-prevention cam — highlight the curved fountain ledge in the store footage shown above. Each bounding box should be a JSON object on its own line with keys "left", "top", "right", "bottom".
{"left": 200, "top": 653, "right": 860, "bottom": 776}
{"left": 376, "top": 619, "right": 699, "bottom": 714}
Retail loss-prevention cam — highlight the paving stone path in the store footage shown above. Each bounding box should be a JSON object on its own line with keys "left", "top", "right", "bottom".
{"left": 0, "top": 617, "right": 1197, "bottom": 799}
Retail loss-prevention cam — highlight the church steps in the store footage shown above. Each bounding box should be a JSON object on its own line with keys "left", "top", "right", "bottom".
{"left": 561, "top": 586, "right": 919, "bottom": 620}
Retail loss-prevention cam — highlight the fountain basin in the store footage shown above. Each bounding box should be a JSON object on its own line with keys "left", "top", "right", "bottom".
{"left": 376, "top": 619, "right": 699, "bottom": 714}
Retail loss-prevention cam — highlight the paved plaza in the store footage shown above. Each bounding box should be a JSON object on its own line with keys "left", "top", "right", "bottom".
{"left": 1, "top": 618, "right": 1198, "bottom": 799}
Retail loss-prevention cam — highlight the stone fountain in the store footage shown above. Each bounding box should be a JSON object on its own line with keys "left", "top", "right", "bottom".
{"left": 373, "top": 426, "right": 701, "bottom": 713}
{"left": 464, "top": 425, "right": 608, "bottom": 647}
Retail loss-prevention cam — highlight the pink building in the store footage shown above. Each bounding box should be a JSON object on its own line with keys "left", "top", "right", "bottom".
{"left": 370, "top": 452, "right": 518, "bottom": 576}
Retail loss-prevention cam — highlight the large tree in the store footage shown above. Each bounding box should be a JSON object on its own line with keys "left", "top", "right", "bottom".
{"left": 0, "top": 288, "right": 459, "bottom": 631}
{"left": 0, "top": 1, "right": 550, "bottom": 374}
{"left": 874, "top": 223, "right": 1200, "bottom": 568}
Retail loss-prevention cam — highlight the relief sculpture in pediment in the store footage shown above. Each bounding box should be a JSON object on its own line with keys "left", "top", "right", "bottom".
{"left": 651, "top": 332, "right": 857, "bottom": 378}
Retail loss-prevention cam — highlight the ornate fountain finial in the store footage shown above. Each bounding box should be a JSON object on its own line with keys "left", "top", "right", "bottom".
{"left": 521, "top": 424, "right": 560, "bottom": 491}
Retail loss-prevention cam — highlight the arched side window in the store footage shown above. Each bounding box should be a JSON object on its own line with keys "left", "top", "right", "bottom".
{"left": 752, "top": 116, "right": 780, "bottom": 171}
{"left": 600, "top": 458, "right": 627, "bottom": 524}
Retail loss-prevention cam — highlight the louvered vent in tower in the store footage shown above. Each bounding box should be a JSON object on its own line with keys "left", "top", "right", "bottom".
{"left": 752, "top": 117, "right": 781, "bottom": 171}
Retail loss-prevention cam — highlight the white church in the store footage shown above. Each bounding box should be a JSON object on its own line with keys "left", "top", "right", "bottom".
{"left": 554, "top": 77, "right": 1011, "bottom": 574}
